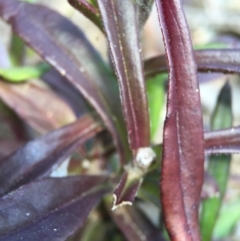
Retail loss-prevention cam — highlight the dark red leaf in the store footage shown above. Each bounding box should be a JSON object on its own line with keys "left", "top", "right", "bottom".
{"left": 0, "top": 114, "right": 102, "bottom": 195}
{"left": 39, "top": 4, "right": 122, "bottom": 122}
{"left": 156, "top": 1, "right": 204, "bottom": 240}
{"left": 43, "top": 7, "right": 127, "bottom": 146}
{"left": 68, "top": 0, "right": 102, "bottom": 30}
{"left": 110, "top": 206, "right": 166, "bottom": 241}
{"left": 144, "top": 49, "right": 240, "bottom": 77}
{"left": 112, "top": 172, "right": 141, "bottom": 211}
{"left": 204, "top": 126, "right": 240, "bottom": 154}
{"left": 0, "top": 0, "right": 126, "bottom": 163}
{"left": 98, "top": 0, "right": 150, "bottom": 151}
{"left": 0, "top": 176, "right": 108, "bottom": 240}
{"left": 0, "top": 79, "right": 76, "bottom": 134}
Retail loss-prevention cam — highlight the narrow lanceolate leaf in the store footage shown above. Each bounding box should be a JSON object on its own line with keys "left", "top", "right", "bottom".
{"left": 213, "top": 200, "right": 240, "bottom": 240}
{"left": 98, "top": 0, "right": 150, "bottom": 152}
{"left": 110, "top": 206, "right": 166, "bottom": 241}
{"left": 204, "top": 126, "right": 240, "bottom": 154}
{"left": 0, "top": 176, "right": 108, "bottom": 240}
{"left": 0, "top": 114, "right": 102, "bottom": 195}
{"left": 42, "top": 69, "right": 88, "bottom": 118}
{"left": 201, "top": 82, "right": 233, "bottom": 241}
{"left": 156, "top": 1, "right": 205, "bottom": 241}
{"left": 68, "top": 0, "right": 102, "bottom": 30}
{"left": 144, "top": 49, "right": 240, "bottom": 77}
{"left": 40, "top": 4, "right": 126, "bottom": 145}
{"left": 0, "top": 0, "right": 126, "bottom": 163}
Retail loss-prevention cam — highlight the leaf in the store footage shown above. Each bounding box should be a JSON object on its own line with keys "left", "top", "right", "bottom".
{"left": 98, "top": 0, "right": 150, "bottom": 152}
{"left": 110, "top": 206, "right": 166, "bottom": 241}
{"left": 0, "top": 114, "right": 102, "bottom": 195}
{"left": 9, "top": 34, "right": 25, "bottom": 66}
{"left": 200, "top": 82, "right": 233, "bottom": 241}
{"left": 144, "top": 49, "right": 240, "bottom": 77}
{"left": 156, "top": 1, "right": 205, "bottom": 240}
{"left": 146, "top": 73, "right": 166, "bottom": 141}
{"left": 0, "top": 79, "right": 76, "bottom": 133}
{"left": 41, "top": 6, "right": 125, "bottom": 133}
{"left": 68, "top": 0, "right": 102, "bottom": 30}
{"left": 0, "top": 0, "right": 126, "bottom": 163}
{"left": 0, "top": 62, "right": 50, "bottom": 82}
{"left": 138, "top": 169, "right": 160, "bottom": 207}
{"left": 213, "top": 200, "right": 240, "bottom": 239}
{"left": 42, "top": 69, "right": 88, "bottom": 118}
{"left": 204, "top": 126, "right": 240, "bottom": 154}
{"left": 112, "top": 171, "right": 142, "bottom": 211}
{"left": 0, "top": 175, "right": 108, "bottom": 240}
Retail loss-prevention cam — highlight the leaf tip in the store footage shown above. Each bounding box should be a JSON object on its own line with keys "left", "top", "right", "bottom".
{"left": 111, "top": 193, "right": 133, "bottom": 211}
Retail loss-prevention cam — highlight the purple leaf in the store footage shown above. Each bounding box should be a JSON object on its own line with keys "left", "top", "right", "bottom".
{"left": 0, "top": 114, "right": 102, "bottom": 195}
{"left": 44, "top": 7, "right": 126, "bottom": 141}
{"left": 0, "top": 79, "right": 76, "bottom": 134}
{"left": 144, "top": 49, "right": 240, "bottom": 77}
{"left": 156, "top": 0, "right": 204, "bottom": 240}
{"left": 42, "top": 69, "right": 88, "bottom": 118}
{"left": 0, "top": 0, "right": 125, "bottom": 163}
{"left": 0, "top": 175, "right": 108, "bottom": 240}
{"left": 98, "top": 0, "right": 150, "bottom": 151}
{"left": 110, "top": 206, "right": 166, "bottom": 241}
{"left": 204, "top": 126, "right": 240, "bottom": 154}
{"left": 68, "top": 0, "right": 102, "bottom": 30}
{"left": 112, "top": 172, "right": 141, "bottom": 211}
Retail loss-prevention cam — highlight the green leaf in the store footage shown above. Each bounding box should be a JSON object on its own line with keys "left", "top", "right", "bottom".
{"left": 0, "top": 62, "right": 50, "bottom": 82}
{"left": 9, "top": 34, "right": 25, "bottom": 66}
{"left": 87, "top": 0, "right": 98, "bottom": 8}
{"left": 194, "top": 42, "right": 228, "bottom": 50}
{"left": 146, "top": 73, "right": 166, "bottom": 141}
{"left": 21, "top": 0, "right": 36, "bottom": 2}
{"left": 200, "top": 82, "right": 233, "bottom": 241}
{"left": 214, "top": 200, "right": 240, "bottom": 239}
{"left": 138, "top": 169, "right": 160, "bottom": 207}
